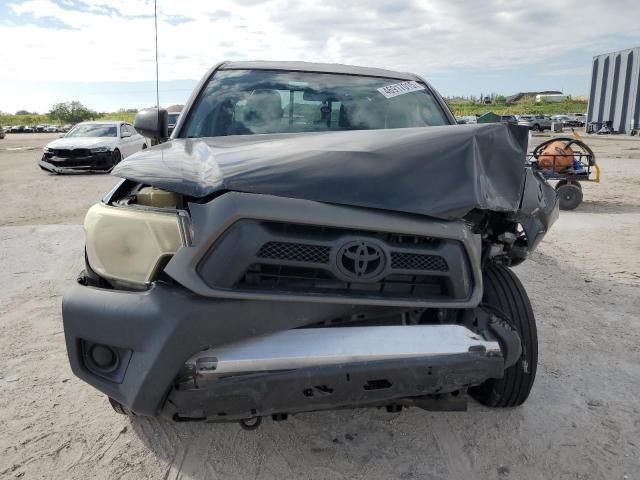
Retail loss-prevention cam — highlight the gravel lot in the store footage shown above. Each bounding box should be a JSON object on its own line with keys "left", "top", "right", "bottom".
{"left": 1, "top": 132, "right": 639, "bottom": 480}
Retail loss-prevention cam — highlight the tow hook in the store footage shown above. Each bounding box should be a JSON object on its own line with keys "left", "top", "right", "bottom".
{"left": 239, "top": 416, "right": 262, "bottom": 430}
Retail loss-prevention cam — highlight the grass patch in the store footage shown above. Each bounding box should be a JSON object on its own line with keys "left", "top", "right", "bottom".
{"left": 448, "top": 99, "right": 588, "bottom": 117}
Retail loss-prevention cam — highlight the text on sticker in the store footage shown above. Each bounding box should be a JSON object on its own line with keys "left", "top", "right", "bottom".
{"left": 377, "top": 81, "right": 426, "bottom": 99}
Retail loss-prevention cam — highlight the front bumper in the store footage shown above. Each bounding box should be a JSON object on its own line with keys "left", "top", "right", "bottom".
{"left": 63, "top": 280, "right": 507, "bottom": 419}
{"left": 39, "top": 152, "right": 112, "bottom": 174}
{"left": 63, "top": 281, "right": 363, "bottom": 416}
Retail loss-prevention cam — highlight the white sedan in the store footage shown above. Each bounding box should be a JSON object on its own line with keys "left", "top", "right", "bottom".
{"left": 39, "top": 121, "right": 147, "bottom": 174}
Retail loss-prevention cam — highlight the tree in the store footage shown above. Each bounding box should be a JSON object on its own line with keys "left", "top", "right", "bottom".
{"left": 15, "top": 110, "right": 33, "bottom": 115}
{"left": 49, "top": 101, "right": 97, "bottom": 124}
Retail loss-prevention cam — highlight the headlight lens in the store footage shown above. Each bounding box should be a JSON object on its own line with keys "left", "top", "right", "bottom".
{"left": 90, "top": 147, "right": 110, "bottom": 153}
{"left": 43, "top": 147, "right": 51, "bottom": 153}
{"left": 84, "top": 203, "right": 186, "bottom": 286}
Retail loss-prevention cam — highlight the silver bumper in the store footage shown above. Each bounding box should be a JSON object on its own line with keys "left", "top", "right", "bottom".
{"left": 186, "top": 325, "right": 501, "bottom": 377}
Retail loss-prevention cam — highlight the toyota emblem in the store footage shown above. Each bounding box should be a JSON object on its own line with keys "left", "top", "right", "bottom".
{"left": 336, "top": 240, "right": 386, "bottom": 281}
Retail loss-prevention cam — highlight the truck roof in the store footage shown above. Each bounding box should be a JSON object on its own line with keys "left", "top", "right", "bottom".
{"left": 220, "top": 60, "right": 419, "bottom": 81}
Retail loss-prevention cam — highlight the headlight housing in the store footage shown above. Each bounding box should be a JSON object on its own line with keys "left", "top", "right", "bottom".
{"left": 84, "top": 203, "right": 188, "bottom": 287}
{"left": 43, "top": 147, "right": 51, "bottom": 153}
{"left": 90, "top": 146, "right": 110, "bottom": 153}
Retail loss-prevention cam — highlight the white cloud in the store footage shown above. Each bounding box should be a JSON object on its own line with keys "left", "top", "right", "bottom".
{"left": 2, "top": 0, "right": 639, "bottom": 82}
{"left": 0, "top": 0, "right": 639, "bottom": 111}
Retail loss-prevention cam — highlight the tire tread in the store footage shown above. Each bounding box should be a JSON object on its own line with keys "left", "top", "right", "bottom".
{"left": 470, "top": 264, "right": 538, "bottom": 407}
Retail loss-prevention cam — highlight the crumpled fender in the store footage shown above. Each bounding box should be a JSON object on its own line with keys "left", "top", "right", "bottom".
{"left": 517, "top": 167, "right": 559, "bottom": 250}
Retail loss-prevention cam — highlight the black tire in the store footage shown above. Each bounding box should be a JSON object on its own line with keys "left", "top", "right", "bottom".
{"left": 557, "top": 184, "right": 583, "bottom": 210}
{"left": 142, "top": 143, "right": 147, "bottom": 150}
{"left": 470, "top": 264, "right": 538, "bottom": 407}
{"left": 111, "top": 148, "right": 122, "bottom": 167}
{"left": 533, "top": 123, "right": 541, "bottom": 131}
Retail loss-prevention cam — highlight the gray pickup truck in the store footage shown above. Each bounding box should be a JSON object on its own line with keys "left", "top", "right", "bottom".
{"left": 62, "top": 61, "right": 558, "bottom": 426}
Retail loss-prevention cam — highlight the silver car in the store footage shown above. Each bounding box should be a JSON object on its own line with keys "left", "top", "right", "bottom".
{"left": 518, "top": 115, "right": 551, "bottom": 131}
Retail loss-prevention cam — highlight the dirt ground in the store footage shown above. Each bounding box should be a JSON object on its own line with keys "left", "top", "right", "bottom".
{"left": 0, "top": 132, "right": 638, "bottom": 480}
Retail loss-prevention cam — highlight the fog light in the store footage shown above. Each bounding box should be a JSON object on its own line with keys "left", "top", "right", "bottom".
{"left": 90, "top": 344, "right": 117, "bottom": 370}
{"left": 81, "top": 340, "right": 131, "bottom": 383}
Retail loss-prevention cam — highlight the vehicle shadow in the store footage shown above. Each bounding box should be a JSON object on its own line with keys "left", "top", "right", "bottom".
{"left": 126, "top": 404, "right": 519, "bottom": 479}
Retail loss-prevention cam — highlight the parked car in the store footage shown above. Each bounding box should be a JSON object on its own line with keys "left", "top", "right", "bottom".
{"left": 500, "top": 115, "right": 518, "bottom": 124}
{"left": 551, "top": 115, "right": 572, "bottom": 124}
{"left": 518, "top": 115, "right": 552, "bottom": 131}
{"left": 62, "top": 61, "right": 557, "bottom": 425}
{"left": 39, "top": 121, "right": 147, "bottom": 174}
{"left": 566, "top": 113, "right": 586, "bottom": 127}
{"left": 24, "top": 126, "right": 35, "bottom": 133}
{"left": 167, "top": 111, "right": 181, "bottom": 136}
{"left": 44, "top": 125, "right": 59, "bottom": 133}
{"left": 456, "top": 115, "right": 477, "bottom": 124}
{"left": 0, "top": 127, "right": 4, "bottom": 139}
{"left": 9, "top": 125, "right": 26, "bottom": 133}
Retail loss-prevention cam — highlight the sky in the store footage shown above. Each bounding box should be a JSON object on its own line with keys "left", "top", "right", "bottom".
{"left": 1, "top": 0, "right": 639, "bottom": 114}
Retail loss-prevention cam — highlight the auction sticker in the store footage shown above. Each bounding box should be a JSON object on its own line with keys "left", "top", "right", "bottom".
{"left": 377, "top": 81, "right": 425, "bottom": 98}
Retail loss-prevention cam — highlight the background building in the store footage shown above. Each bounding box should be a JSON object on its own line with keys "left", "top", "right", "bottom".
{"left": 587, "top": 46, "right": 640, "bottom": 134}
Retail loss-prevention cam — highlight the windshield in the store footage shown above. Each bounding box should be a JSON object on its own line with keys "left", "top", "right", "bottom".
{"left": 182, "top": 69, "right": 449, "bottom": 138}
{"left": 168, "top": 113, "right": 180, "bottom": 124}
{"left": 66, "top": 124, "right": 117, "bottom": 137}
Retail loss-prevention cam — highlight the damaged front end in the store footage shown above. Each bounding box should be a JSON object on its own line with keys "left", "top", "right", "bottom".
{"left": 63, "top": 123, "right": 556, "bottom": 422}
{"left": 110, "top": 122, "right": 558, "bottom": 267}
{"left": 39, "top": 147, "right": 116, "bottom": 174}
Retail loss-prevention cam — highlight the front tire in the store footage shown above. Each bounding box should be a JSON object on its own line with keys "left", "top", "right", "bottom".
{"left": 470, "top": 264, "right": 538, "bottom": 407}
{"left": 111, "top": 148, "right": 122, "bottom": 167}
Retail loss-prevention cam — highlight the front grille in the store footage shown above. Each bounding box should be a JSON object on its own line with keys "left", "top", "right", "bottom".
{"left": 50, "top": 148, "right": 91, "bottom": 158}
{"left": 257, "top": 241, "right": 330, "bottom": 264}
{"left": 390, "top": 252, "right": 448, "bottom": 272}
{"left": 240, "top": 264, "right": 445, "bottom": 298}
{"left": 262, "top": 222, "right": 441, "bottom": 248}
{"left": 197, "top": 219, "right": 472, "bottom": 303}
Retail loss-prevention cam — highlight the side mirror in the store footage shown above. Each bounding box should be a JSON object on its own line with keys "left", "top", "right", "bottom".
{"left": 134, "top": 108, "right": 168, "bottom": 142}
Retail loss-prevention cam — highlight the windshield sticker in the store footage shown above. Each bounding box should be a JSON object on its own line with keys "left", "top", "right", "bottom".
{"left": 377, "top": 81, "right": 425, "bottom": 99}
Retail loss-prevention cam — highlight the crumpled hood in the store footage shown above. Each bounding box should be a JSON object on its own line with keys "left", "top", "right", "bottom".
{"left": 112, "top": 123, "right": 529, "bottom": 220}
{"left": 47, "top": 137, "right": 116, "bottom": 149}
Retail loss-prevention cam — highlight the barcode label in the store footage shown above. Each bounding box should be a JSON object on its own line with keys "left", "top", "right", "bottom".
{"left": 377, "top": 81, "right": 425, "bottom": 98}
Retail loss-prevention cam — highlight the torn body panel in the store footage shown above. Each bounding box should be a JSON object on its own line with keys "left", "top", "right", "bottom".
{"left": 112, "top": 123, "right": 557, "bottom": 262}
{"left": 113, "top": 123, "right": 532, "bottom": 219}
{"left": 39, "top": 152, "right": 114, "bottom": 174}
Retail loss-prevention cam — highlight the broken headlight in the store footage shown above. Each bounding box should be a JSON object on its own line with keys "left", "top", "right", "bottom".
{"left": 84, "top": 203, "right": 188, "bottom": 287}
